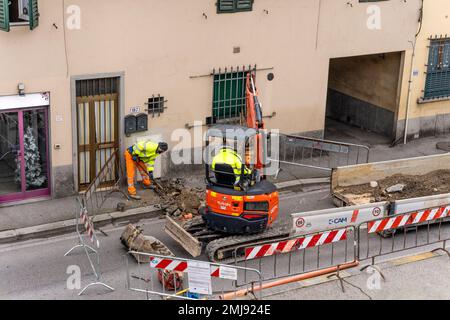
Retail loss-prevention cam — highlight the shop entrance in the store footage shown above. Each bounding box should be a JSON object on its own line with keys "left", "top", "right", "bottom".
{"left": 0, "top": 106, "right": 50, "bottom": 203}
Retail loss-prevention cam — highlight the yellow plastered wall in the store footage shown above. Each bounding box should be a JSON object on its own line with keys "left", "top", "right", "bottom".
{"left": 0, "top": 0, "right": 422, "bottom": 172}
{"left": 398, "top": 0, "right": 450, "bottom": 122}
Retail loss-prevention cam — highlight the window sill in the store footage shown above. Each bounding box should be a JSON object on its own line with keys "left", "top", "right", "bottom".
{"left": 10, "top": 22, "right": 30, "bottom": 27}
{"left": 417, "top": 96, "right": 450, "bottom": 104}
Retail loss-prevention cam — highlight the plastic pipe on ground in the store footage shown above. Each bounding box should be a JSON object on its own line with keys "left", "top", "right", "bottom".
{"left": 219, "top": 260, "right": 359, "bottom": 300}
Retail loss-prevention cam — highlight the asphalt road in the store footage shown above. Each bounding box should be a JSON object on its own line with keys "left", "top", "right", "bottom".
{"left": 0, "top": 187, "right": 448, "bottom": 300}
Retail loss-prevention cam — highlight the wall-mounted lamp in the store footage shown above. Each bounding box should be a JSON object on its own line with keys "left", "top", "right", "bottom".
{"left": 18, "top": 83, "right": 25, "bottom": 96}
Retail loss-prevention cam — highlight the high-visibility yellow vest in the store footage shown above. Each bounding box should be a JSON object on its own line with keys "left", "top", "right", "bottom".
{"left": 131, "top": 140, "right": 159, "bottom": 172}
{"left": 212, "top": 147, "right": 251, "bottom": 179}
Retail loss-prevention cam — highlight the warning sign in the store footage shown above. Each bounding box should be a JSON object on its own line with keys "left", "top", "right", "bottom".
{"left": 296, "top": 218, "right": 305, "bottom": 228}
{"left": 219, "top": 266, "right": 238, "bottom": 281}
{"left": 187, "top": 261, "right": 212, "bottom": 295}
{"left": 372, "top": 207, "right": 382, "bottom": 217}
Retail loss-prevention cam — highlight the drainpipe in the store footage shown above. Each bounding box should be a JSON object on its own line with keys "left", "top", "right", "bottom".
{"left": 404, "top": 0, "right": 424, "bottom": 144}
{"left": 404, "top": 40, "right": 416, "bottom": 144}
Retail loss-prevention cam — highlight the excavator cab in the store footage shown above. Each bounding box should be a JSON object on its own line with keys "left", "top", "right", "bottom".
{"left": 206, "top": 125, "right": 257, "bottom": 190}
{"left": 202, "top": 125, "right": 279, "bottom": 235}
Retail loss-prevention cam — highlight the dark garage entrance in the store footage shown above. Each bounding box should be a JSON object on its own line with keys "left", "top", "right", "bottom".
{"left": 324, "top": 52, "right": 404, "bottom": 144}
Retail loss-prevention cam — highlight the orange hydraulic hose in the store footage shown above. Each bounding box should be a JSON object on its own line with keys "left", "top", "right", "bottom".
{"left": 219, "top": 261, "right": 359, "bottom": 300}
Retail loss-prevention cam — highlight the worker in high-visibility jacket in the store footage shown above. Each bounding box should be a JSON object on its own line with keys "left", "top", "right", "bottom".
{"left": 212, "top": 147, "right": 252, "bottom": 187}
{"left": 124, "top": 140, "right": 168, "bottom": 199}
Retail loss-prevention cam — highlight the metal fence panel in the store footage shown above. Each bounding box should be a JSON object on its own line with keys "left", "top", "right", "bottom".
{"left": 357, "top": 205, "right": 450, "bottom": 264}
{"left": 270, "top": 134, "right": 370, "bottom": 173}
{"left": 233, "top": 226, "right": 357, "bottom": 286}
{"left": 125, "top": 251, "right": 263, "bottom": 300}
{"left": 80, "top": 148, "right": 129, "bottom": 216}
{"left": 64, "top": 148, "right": 127, "bottom": 295}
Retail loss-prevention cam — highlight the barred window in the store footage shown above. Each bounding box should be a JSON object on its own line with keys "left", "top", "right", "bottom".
{"left": 212, "top": 66, "right": 255, "bottom": 123}
{"left": 424, "top": 38, "right": 450, "bottom": 100}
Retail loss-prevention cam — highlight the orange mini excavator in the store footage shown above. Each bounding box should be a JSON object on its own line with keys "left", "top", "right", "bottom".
{"left": 202, "top": 73, "right": 279, "bottom": 234}
{"left": 165, "top": 73, "right": 289, "bottom": 262}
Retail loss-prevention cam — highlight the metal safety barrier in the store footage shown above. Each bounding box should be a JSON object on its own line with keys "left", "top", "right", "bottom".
{"left": 64, "top": 148, "right": 128, "bottom": 295}
{"left": 357, "top": 204, "right": 450, "bottom": 266}
{"left": 270, "top": 134, "right": 370, "bottom": 173}
{"left": 233, "top": 226, "right": 357, "bottom": 289}
{"left": 291, "top": 202, "right": 388, "bottom": 236}
{"left": 80, "top": 148, "right": 129, "bottom": 216}
{"left": 125, "top": 251, "right": 263, "bottom": 300}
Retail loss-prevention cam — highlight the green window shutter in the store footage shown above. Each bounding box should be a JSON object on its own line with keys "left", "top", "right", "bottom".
{"left": 29, "top": 0, "right": 39, "bottom": 30}
{"left": 0, "top": 0, "right": 10, "bottom": 32}
{"left": 236, "top": 0, "right": 253, "bottom": 11}
{"left": 424, "top": 39, "right": 450, "bottom": 100}
{"left": 218, "top": 0, "right": 235, "bottom": 13}
{"left": 217, "top": 0, "right": 253, "bottom": 13}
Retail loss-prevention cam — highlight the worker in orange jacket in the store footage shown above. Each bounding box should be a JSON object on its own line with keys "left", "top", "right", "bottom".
{"left": 124, "top": 140, "right": 168, "bottom": 200}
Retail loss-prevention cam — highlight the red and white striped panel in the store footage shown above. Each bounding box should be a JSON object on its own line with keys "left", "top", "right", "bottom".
{"left": 150, "top": 258, "right": 188, "bottom": 272}
{"left": 210, "top": 266, "right": 220, "bottom": 278}
{"left": 245, "top": 229, "right": 348, "bottom": 260}
{"left": 150, "top": 258, "right": 221, "bottom": 278}
{"left": 368, "top": 205, "right": 450, "bottom": 234}
{"left": 80, "top": 209, "right": 100, "bottom": 248}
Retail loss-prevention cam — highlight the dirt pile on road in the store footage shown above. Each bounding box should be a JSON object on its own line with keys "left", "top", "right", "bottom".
{"left": 154, "top": 178, "right": 205, "bottom": 218}
{"left": 336, "top": 169, "right": 450, "bottom": 202}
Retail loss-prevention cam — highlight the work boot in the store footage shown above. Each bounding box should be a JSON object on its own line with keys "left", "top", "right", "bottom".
{"left": 142, "top": 184, "right": 156, "bottom": 190}
{"left": 129, "top": 194, "right": 142, "bottom": 200}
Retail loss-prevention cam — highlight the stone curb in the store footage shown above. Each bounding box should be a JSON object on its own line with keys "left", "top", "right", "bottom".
{"left": 274, "top": 177, "right": 330, "bottom": 190}
{"left": 0, "top": 205, "right": 164, "bottom": 245}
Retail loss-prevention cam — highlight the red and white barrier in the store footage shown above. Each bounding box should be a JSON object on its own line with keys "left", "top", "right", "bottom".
{"left": 80, "top": 208, "right": 100, "bottom": 248}
{"left": 150, "top": 258, "right": 222, "bottom": 278}
{"left": 245, "top": 228, "right": 348, "bottom": 260}
{"left": 368, "top": 205, "right": 450, "bottom": 234}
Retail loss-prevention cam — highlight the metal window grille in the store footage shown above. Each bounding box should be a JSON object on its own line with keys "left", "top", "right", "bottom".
{"left": 76, "top": 77, "right": 119, "bottom": 97}
{"left": 212, "top": 65, "right": 256, "bottom": 124}
{"left": 424, "top": 37, "right": 450, "bottom": 100}
{"left": 146, "top": 94, "right": 166, "bottom": 118}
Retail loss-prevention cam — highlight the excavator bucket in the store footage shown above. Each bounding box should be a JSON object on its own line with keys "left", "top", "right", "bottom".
{"left": 165, "top": 216, "right": 203, "bottom": 257}
{"left": 120, "top": 224, "right": 173, "bottom": 261}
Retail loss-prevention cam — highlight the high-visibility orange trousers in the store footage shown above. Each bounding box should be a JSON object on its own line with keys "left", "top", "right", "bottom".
{"left": 124, "top": 151, "right": 151, "bottom": 195}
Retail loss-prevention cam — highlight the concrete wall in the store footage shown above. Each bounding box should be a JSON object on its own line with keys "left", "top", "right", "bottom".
{"left": 0, "top": 0, "right": 422, "bottom": 197}
{"left": 331, "top": 153, "right": 450, "bottom": 189}
{"left": 397, "top": 0, "right": 450, "bottom": 140}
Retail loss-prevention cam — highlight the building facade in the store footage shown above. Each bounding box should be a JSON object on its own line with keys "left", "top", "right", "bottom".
{"left": 397, "top": 0, "right": 450, "bottom": 142}
{"left": 0, "top": 0, "right": 422, "bottom": 203}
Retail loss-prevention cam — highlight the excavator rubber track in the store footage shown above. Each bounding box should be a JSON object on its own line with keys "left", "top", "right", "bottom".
{"left": 165, "top": 215, "right": 291, "bottom": 263}
{"left": 205, "top": 228, "right": 291, "bottom": 263}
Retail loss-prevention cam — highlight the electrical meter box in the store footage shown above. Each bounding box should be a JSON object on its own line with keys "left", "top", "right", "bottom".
{"left": 124, "top": 115, "right": 137, "bottom": 135}
{"left": 136, "top": 113, "right": 148, "bottom": 132}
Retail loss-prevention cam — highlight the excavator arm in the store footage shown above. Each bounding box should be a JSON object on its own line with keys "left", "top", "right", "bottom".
{"left": 245, "top": 72, "right": 266, "bottom": 172}
{"left": 245, "top": 73, "right": 264, "bottom": 130}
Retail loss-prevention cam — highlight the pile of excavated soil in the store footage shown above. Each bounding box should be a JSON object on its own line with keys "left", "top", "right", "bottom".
{"left": 336, "top": 170, "right": 450, "bottom": 202}
{"left": 154, "top": 178, "right": 205, "bottom": 218}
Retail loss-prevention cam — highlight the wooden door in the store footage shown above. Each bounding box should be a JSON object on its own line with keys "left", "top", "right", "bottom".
{"left": 77, "top": 93, "right": 119, "bottom": 189}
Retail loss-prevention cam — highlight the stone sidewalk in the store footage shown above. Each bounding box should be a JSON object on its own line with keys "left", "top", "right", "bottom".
{"left": 0, "top": 188, "right": 159, "bottom": 232}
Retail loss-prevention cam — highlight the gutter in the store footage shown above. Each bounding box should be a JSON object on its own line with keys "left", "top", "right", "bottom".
{"left": 404, "top": 0, "right": 424, "bottom": 144}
